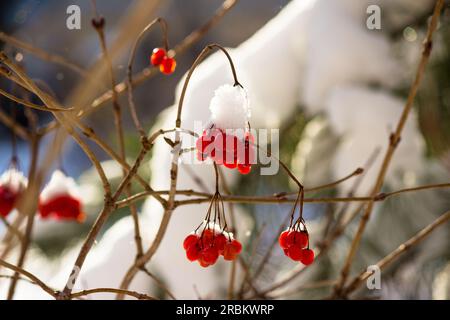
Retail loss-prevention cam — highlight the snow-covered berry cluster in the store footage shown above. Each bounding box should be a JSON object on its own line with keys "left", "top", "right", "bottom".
{"left": 279, "top": 228, "right": 314, "bottom": 265}
{"left": 196, "top": 84, "right": 254, "bottom": 174}
{"left": 0, "top": 167, "right": 28, "bottom": 217}
{"left": 150, "top": 48, "right": 176, "bottom": 75}
{"left": 38, "top": 170, "right": 85, "bottom": 222}
{"left": 183, "top": 223, "right": 242, "bottom": 268}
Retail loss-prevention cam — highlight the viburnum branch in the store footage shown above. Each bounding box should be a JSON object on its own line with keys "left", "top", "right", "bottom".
{"left": 139, "top": 266, "right": 176, "bottom": 300}
{"left": 127, "top": 17, "right": 169, "bottom": 137}
{"left": 0, "top": 259, "right": 56, "bottom": 298}
{"left": 342, "top": 210, "right": 450, "bottom": 296}
{"left": 6, "top": 127, "right": 40, "bottom": 300}
{"left": 39, "top": 0, "right": 238, "bottom": 135}
{"left": 333, "top": 0, "right": 445, "bottom": 297}
{"left": 117, "top": 42, "right": 243, "bottom": 298}
{"left": 69, "top": 287, "right": 157, "bottom": 300}
{"left": 0, "top": 31, "right": 87, "bottom": 77}
{"left": 61, "top": 128, "right": 165, "bottom": 297}
{"left": 91, "top": 1, "right": 144, "bottom": 259}
{"left": 0, "top": 87, "right": 73, "bottom": 112}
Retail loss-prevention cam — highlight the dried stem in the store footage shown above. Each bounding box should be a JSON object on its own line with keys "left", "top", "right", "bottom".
{"left": 0, "top": 31, "right": 87, "bottom": 76}
{"left": 117, "top": 42, "right": 242, "bottom": 298}
{"left": 334, "top": 0, "right": 445, "bottom": 296}
{"left": 39, "top": 0, "right": 238, "bottom": 135}
{"left": 69, "top": 288, "right": 157, "bottom": 300}
{"left": 91, "top": 2, "right": 144, "bottom": 258}
{"left": 343, "top": 210, "right": 450, "bottom": 296}
{"left": 127, "top": 17, "right": 168, "bottom": 136}
{"left": 0, "top": 259, "right": 56, "bottom": 298}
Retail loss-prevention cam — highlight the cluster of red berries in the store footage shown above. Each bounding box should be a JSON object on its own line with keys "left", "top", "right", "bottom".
{"left": 183, "top": 226, "right": 242, "bottom": 268}
{"left": 0, "top": 184, "right": 20, "bottom": 217}
{"left": 38, "top": 194, "right": 84, "bottom": 222}
{"left": 196, "top": 127, "right": 255, "bottom": 175}
{"left": 150, "top": 48, "right": 176, "bottom": 75}
{"left": 279, "top": 229, "right": 314, "bottom": 265}
{"left": 37, "top": 171, "right": 85, "bottom": 223}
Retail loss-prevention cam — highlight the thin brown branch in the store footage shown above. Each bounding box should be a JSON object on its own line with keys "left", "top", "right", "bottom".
{"left": 91, "top": 2, "right": 144, "bottom": 258}
{"left": 333, "top": 0, "right": 445, "bottom": 296}
{"left": 69, "top": 287, "right": 157, "bottom": 300}
{"left": 0, "top": 32, "right": 87, "bottom": 76}
{"left": 0, "top": 87, "right": 73, "bottom": 112}
{"left": 343, "top": 210, "right": 450, "bottom": 296}
{"left": 117, "top": 42, "right": 242, "bottom": 298}
{"left": 39, "top": 0, "right": 238, "bottom": 135}
{"left": 140, "top": 267, "right": 176, "bottom": 300}
{"left": 0, "top": 259, "right": 56, "bottom": 298}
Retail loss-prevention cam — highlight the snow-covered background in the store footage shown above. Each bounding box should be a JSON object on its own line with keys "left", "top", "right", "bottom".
{"left": 1, "top": 0, "right": 449, "bottom": 299}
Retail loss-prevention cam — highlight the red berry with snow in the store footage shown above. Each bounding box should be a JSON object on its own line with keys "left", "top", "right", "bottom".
{"left": 38, "top": 170, "right": 85, "bottom": 222}
{"left": 150, "top": 48, "right": 166, "bottom": 66}
{"left": 159, "top": 56, "right": 176, "bottom": 75}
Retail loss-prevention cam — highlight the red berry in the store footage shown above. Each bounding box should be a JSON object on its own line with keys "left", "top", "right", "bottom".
{"left": 287, "top": 245, "right": 302, "bottom": 261}
{"left": 159, "top": 56, "right": 176, "bottom": 75}
{"left": 201, "top": 228, "right": 215, "bottom": 247}
{"left": 237, "top": 133, "right": 255, "bottom": 166}
{"left": 237, "top": 164, "right": 251, "bottom": 175}
{"left": 150, "top": 48, "right": 166, "bottom": 66}
{"left": 201, "top": 246, "right": 219, "bottom": 265}
{"left": 300, "top": 249, "right": 315, "bottom": 265}
{"left": 0, "top": 185, "right": 17, "bottom": 217}
{"left": 183, "top": 234, "right": 199, "bottom": 250}
{"left": 223, "top": 154, "right": 238, "bottom": 169}
{"left": 215, "top": 233, "right": 227, "bottom": 253}
{"left": 279, "top": 230, "right": 290, "bottom": 249}
{"left": 186, "top": 244, "right": 201, "bottom": 262}
{"left": 223, "top": 239, "right": 242, "bottom": 260}
{"left": 38, "top": 194, "right": 84, "bottom": 222}
{"left": 297, "top": 231, "right": 309, "bottom": 249}
{"left": 196, "top": 131, "right": 215, "bottom": 160}
{"left": 198, "top": 257, "right": 211, "bottom": 268}
{"left": 287, "top": 230, "right": 308, "bottom": 248}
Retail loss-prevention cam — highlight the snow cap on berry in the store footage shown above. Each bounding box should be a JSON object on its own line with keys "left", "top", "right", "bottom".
{"left": 0, "top": 167, "right": 28, "bottom": 193}
{"left": 209, "top": 84, "right": 250, "bottom": 130}
{"left": 40, "top": 170, "right": 80, "bottom": 203}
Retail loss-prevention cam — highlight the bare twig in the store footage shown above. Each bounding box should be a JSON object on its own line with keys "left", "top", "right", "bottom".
{"left": 334, "top": 0, "right": 445, "bottom": 296}
{"left": 0, "top": 32, "right": 87, "bottom": 76}
{"left": 343, "top": 210, "right": 450, "bottom": 296}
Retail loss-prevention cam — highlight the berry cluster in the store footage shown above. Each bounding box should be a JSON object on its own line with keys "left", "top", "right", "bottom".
{"left": 150, "top": 48, "right": 176, "bottom": 75}
{"left": 183, "top": 224, "right": 242, "bottom": 268}
{"left": 196, "top": 127, "right": 254, "bottom": 175}
{"left": 0, "top": 168, "right": 27, "bottom": 217}
{"left": 38, "top": 170, "right": 85, "bottom": 222}
{"left": 279, "top": 229, "right": 314, "bottom": 265}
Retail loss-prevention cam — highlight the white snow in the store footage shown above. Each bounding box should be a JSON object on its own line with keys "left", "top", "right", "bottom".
{"left": 325, "top": 85, "right": 425, "bottom": 194}
{"left": 0, "top": 167, "right": 28, "bottom": 193}
{"left": 209, "top": 84, "right": 250, "bottom": 130}
{"left": 39, "top": 170, "right": 80, "bottom": 203}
